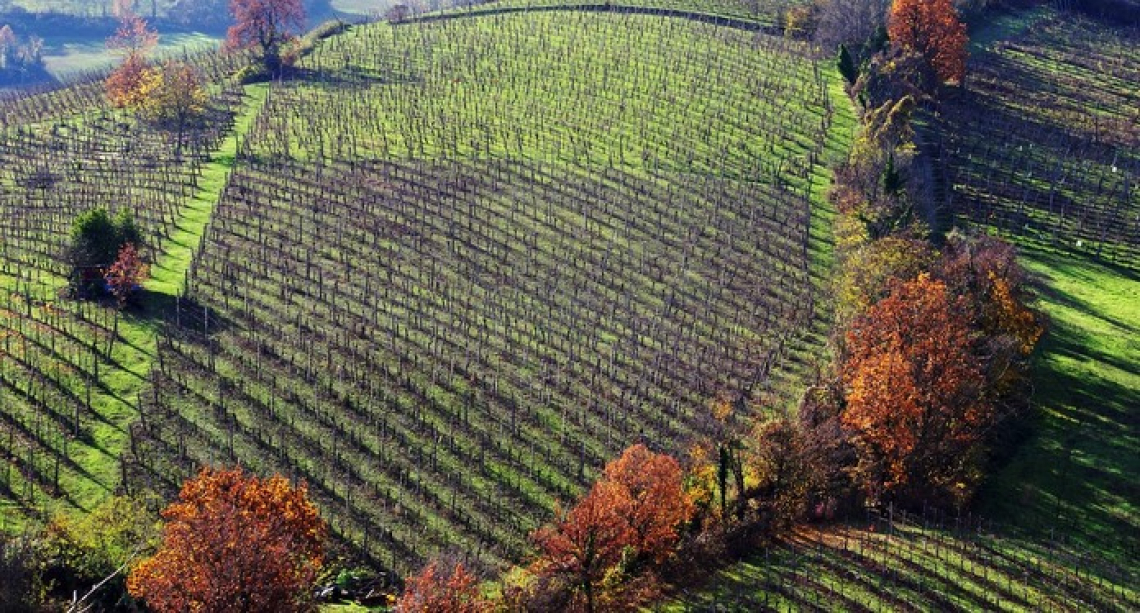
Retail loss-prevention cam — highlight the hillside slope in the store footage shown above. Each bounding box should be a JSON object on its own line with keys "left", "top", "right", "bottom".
{"left": 668, "top": 7, "right": 1138, "bottom": 610}
{"left": 0, "top": 10, "right": 854, "bottom": 575}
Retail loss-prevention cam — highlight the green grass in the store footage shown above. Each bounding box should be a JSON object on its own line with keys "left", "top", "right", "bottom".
{"left": 977, "top": 248, "right": 1139, "bottom": 568}
{"left": 40, "top": 33, "right": 221, "bottom": 80}
{"left": 146, "top": 83, "right": 269, "bottom": 298}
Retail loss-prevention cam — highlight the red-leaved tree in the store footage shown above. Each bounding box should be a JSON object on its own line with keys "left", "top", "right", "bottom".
{"left": 531, "top": 445, "right": 693, "bottom": 612}
{"left": 104, "top": 242, "right": 149, "bottom": 307}
{"left": 888, "top": 0, "right": 968, "bottom": 84}
{"left": 841, "top": 273, "right": 990, "bottom": 508}
{"left": 532, "top": 479, "right": 633, "bottom": 613}
{"left": 396, "top": 559, "right": 489, "bottom": 613}
{"left": 227, "top": 0, "right": 305, "bottom": 72}
{"left": 127, "top": 467, "right": 326, "bottom": 613}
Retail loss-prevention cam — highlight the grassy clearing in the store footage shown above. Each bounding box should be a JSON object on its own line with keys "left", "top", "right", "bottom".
{"left": 40, "top": 33, "right": 221, "bottom": 80}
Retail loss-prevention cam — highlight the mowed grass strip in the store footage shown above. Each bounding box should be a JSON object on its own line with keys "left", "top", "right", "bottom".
{"left": 0, "top": 82, "right": 268, "bottom": 528}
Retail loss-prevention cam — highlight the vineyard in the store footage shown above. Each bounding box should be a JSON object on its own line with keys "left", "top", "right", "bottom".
{"left": 1, "top": 1, "right": 1135, "bottom": 607}
{"left": 940, "top": 12, "right": 1139, "bottom": 268}
{"left": 0, "top": 50, "right": 251, "bottom": 528}
{"left": 665, "top": 7, "right": 1139, "bottom": 610}
{"left": 435, "top": 0, "right": 799, "bottom": 26}
{"left": 1, "top": 10, "right": 853, "bottom": 574}
{"left": 664, "top": 509, "right": 1139, "bottom": 612}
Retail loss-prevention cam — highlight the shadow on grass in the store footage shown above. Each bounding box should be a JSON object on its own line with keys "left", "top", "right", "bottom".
{"left": 136, "top": 289, "right": 232, "bottom": 338}
{"left": 977, "top": 257, "right": 1139, "bottom": 569}
{"left": 283, "top": 65, "right": 424, "bottom": 90}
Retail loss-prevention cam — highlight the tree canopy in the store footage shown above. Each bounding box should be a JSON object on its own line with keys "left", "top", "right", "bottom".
{"left": 227, "top": 0, "right": 306, "bottom": 72}
{"left": 888, "top": 0, "right": 968, "bottom": 83}
{"left": 127, "top": 467, "right": 326, "bottom": 613}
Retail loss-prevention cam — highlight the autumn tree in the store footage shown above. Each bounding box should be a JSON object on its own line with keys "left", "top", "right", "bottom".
{"left": 227, "top": 0, "right": 306, "bottom": 73}
{"left": 396, "top": 559, "right": 489, "bottom": 613}
{"left": 105, "top": 14, "right": 158, "bottom": 109}
{"left": 105, "top": 243, "right": 150, "bottom": 307}
{"left": 888, "top": 0, "right": 968, "bottom": 84}
{"left": 602, "top": 444, "right": 693, "bottom": 565}
{"left": 532, "top": 445, "right": 692, "bottom": 611}
{"left": 134, "top": 60, "right": 208, "bottom": 153}
{"left": 127, "top": 467, "right": 326, "bottom": 613}
{"left": 836, "top": 235, "right": 934, "bottom": 323}
{"left": 815, "top": 0, "right": 889, "bottom": 63}
{"left": 749, "top": 419, "right": 817, "bottom": 530}
{"left": 935, "top": 233, "right": 1044, "bottom": 399}
{"left": 685, "top": 398, "right": 750, "bottom": 523}
{"left": 841, "top": 274, "right": 990, "bottom": 508}
{"left": 532, "top": 480, "right": 632, "bottom": 613}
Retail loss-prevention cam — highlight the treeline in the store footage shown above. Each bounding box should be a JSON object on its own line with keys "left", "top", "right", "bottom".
{"left": 0, "top": 0, "right": 335, "bottom": 33}
{"left": 0, "top": 24, "right": 45, "bottom": 85}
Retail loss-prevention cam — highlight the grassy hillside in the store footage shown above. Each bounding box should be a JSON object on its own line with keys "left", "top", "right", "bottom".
{"left": 669, "top": 7, "right": 1138, "bottom": 610}
{"left": 1, "top": 8, "right": 854, "bottom": 576}
{"left": 438, "top": 0, "right": 795, "bottom": 25}
{"left": 0, "top": 51, "right": 253, "bottom": 530}
{"left": 125, "top": 12, "right": 851, "bottom": 574}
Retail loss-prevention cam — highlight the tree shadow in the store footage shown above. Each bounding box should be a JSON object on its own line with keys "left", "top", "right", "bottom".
{"left": 282, "top": 65, "right": 424, "bottom": 90}
{"left": 135, "top": 290, "right": 234, "bottom": 339}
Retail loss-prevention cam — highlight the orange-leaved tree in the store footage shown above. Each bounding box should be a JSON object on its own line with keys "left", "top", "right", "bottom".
{"left": 841, "top": 273, "right": 990, "bottom": 508}
{"left": 227, "top": 0, "right": 306, "bottom": 72}
{"left": 602, "top": 444, "right": 693, "bottom": 564}
{"left": 888, "top": 0, "right": 967, "bottom": 84}
{"left": 127, "top": 467, "right": 326, "bottom": 613}
{"left": 532, "top": 444, "right": 693, "bottom": 612}
{"left": 105, "top": 14, "right": 157, "bottom": 109}
{"left": 396, "top": 559, "right": 488, "bottom": 613}
{"left": 532, "top": 479, "right": 632, "bottom": 613}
